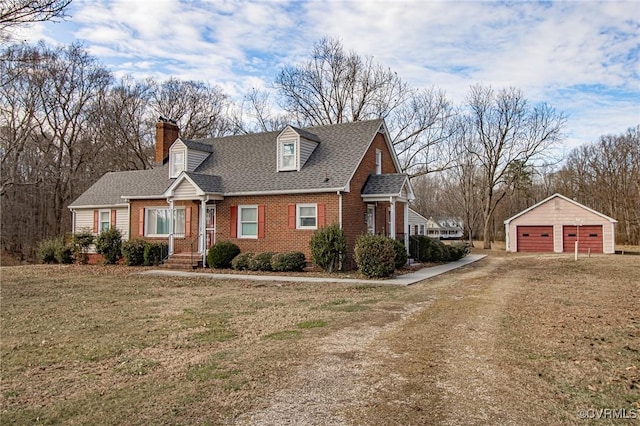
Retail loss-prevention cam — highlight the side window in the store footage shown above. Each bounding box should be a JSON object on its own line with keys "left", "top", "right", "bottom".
{"left": 297, "top": 204, "right": 317, "bottom": 229}
{"left": 238, "top": 205, "right": 258, "bottom": 238}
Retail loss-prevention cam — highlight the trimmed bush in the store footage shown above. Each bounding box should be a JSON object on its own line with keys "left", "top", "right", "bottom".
{"left": 310, "top": 224, "right": 346, "bottom": 273}
{"left": 207, "top": 241, "right": 240, "bottom": 269}
{"left": 72, "top": 230, "right": 94, "bottom": 264}
{"left": 95, "top": 227, "right": 122, "bottom": 264}
{"left": 55, "top": 244, "right": 74, "bottom": 264}
{"left": 354, "top": 234, "right": 396, "bottom": 278}
{"left": 446, "top": 242, "right": 470, "bottom": 261}
{"left": 410, "top": 235, "right": 450, "bottom": 263}
{"left": 122, "top": 239, "right": 147, "bottom": 266}
{"left": 249, "top": 252, "right": 275, "bottom": 271}
{"left": 391, "top": 238, "right": 408, "bottom": 269}
{"left": 271, "top": 251, "right": 307, "bottom": 272}
{"left": 232, "top": 252, "right": 254, "bottom": 270}
{"left": 38, "top": 238, "right": 63, "bottom": 264}
{"left": 144, "top": 242, "right": 168, "bottom": 266}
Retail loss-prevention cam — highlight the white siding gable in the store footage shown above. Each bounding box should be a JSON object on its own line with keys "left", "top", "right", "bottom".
{"left": 169, "top": 139, "right": 211, "bottom": 178}
{"left": 173, "top": 179, "right": 198, "bottom": 199}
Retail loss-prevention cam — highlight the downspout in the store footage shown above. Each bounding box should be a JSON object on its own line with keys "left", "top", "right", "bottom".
{"left": 337, "top": 191, "right": 343, "bottom": 229}
{"left": 71, "top": 209, "right": 76, "bottom": 234}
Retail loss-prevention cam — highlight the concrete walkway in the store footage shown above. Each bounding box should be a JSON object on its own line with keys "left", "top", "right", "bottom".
{"left": 138, "top": 254, "right": 487, "bottom": 286}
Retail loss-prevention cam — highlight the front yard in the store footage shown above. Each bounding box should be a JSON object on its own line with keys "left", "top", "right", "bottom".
{"left": 1, "top": 252, "right": 638, "bottom": 424}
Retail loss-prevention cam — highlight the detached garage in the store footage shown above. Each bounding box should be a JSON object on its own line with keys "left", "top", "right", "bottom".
{"left": 504, "top": 193, "right": 617, "bottom": 254}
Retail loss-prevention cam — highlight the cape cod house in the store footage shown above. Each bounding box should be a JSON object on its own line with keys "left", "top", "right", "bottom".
{"left": 68, "top": 118, "right": 415, "bottom": 268}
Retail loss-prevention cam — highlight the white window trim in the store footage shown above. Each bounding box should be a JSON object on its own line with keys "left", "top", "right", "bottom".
{"left": 99, "top": 209, "right": 111, "bottom": 232}
{"left": 238, "top": 205, "right": 259, "bottom": 239}
{"left": 170, "top": 149, "right": 186, "bottom": 178}
{"left": 145, "top": 207, "right": 185, "bottom": 237}
{"left": 375, "top": 149, "right": 382, "bottom": 175}
{"left": 280, "top": 142, "right": 297, "bottom": 171}
{"left": 297, "top": 203, "right": 317, "bottom": 230}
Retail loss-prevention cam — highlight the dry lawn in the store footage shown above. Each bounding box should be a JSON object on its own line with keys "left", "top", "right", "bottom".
{"left": 1, "top": 252, "right": 638, "bottom": 425}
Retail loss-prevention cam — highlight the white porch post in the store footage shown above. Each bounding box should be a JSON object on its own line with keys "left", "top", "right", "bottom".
{"left": 200, "top": 198, "right": 207, "bottom": 266}
{"left": 389, "top": 197, "right": 396, "bottom": 239}
{"left": 404, "top": 201, "right": 409, "bottom": 253}
{"left": 168, "top": 199, "right": 175, "bottom": 255}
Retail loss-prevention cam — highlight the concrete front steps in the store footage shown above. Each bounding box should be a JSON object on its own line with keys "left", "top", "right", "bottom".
{"left": 162, "top": 253, "right": 203, "bottom": 269}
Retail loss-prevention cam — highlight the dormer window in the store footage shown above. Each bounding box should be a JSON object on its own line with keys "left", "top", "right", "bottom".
{"left": 170, "top": 150, "right": 185, "bottom": 178}
{"left": 281, "top": 142, "right": 296, "bottom": 171}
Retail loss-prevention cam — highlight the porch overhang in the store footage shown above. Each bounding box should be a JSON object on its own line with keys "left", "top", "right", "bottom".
{"left": 163, "top": 172, "right": 224, "bottom": 200}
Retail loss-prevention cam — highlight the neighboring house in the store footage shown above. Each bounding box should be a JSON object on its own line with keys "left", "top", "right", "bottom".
{"left": 68, "top": 118, "right": 415, "bottom": 268}
{"left": 504, "top": 193, "right": 617, "bottom": 253}
{"left": 425, "top": 216, "right": 464, "bottom": 240}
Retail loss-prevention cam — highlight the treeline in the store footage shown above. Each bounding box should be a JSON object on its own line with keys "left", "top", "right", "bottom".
{"left": 1, "top": 38, "right": 637, "bottom": 261}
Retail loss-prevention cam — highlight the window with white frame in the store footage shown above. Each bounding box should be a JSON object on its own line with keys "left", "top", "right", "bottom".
{"left": 419, "top": 224, "right": 425, "bottom": 235}
{"left": 238, "top": 205, "right": 258, "bottom": 238}
{"left": 99, "top": 210, "right": 111, "bottom": 232}
{"left": 281, "top": 142, "right": 296, "bottom": 171}
{"left": 145, "top": 207, "right": 185, "bottom": 236}
{"left": 297, "top": 203, "right": 317, "bottom": 229}
{"left": 375, "top": 149, "right": 382, "bottom": 175}
{"left": 170, "top": 150, "right": 185, "bottom": 178}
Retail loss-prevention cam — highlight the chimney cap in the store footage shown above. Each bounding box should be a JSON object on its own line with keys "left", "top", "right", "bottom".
{"left": 158, "top": 115, "right": 177, "bottom": 125}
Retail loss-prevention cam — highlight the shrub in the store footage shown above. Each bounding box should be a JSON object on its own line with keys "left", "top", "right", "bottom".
{"left": 207, "top": 241, "right": 240, "bottom": 269}
{"left": 232, "top": 252, "right": 254, "bottom": 270}
{"left": 55, "top": 244, "right": 74, "bottom": 264}
{"left": 309, "top": 224, "right": 346, "bottom": 273}
{"left": 391, "top": 238, "right": 408, "bottom": 269}
{"left": 72, "top": 230, "right": 94, "bottom": 264}
{"left": 143, "top": 242, "right": 168, "bottom": 266}
{"left": 446, "top": 242, "right": 470, "bottom": 261}
{"left": 410, "top": 236, "right": 449, "bottom": 263}
{"left": 354, "top": 234, "right": 396, "bottom": 278}
{"left": 37, "top": 238, "right": 64, "bottom": 264}
{"left": 95, "top": 227, "right": 122, "bottom": 264}
{"left": 249, "top": 252, "right": 275, "bottom": 271}
{"left": 271, "top": 251, "right": 307, "bottom": 272}
{"left": 121, "top": 239, "right": 147, "bottom": 266}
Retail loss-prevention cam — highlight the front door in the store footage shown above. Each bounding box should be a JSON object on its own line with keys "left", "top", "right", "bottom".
{"left": 366, "top": 205, "right": 375, "bottom": 234}
{"left": 205, "top": 205, "right": 216, "bottom": 249}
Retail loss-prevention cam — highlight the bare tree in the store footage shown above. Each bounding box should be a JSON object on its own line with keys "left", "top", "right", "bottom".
{"left": 230, "top": 88, "right": 290, "bottom": 134}
{"left": 465, "top": 84, "right": 566, "bottom": 248}
{"left": 149, "top": 78, "right": 231, "bottom": 139}
{"left": 274, "top": 37, "right": 455, "bottom": 174}
{"left": 0, "top": 0, "right": 72, "bottom": 42}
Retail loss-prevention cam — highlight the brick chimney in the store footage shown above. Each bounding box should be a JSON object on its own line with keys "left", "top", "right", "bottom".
{"left": 155, "top": 117, "right": 179, "bottom": 165}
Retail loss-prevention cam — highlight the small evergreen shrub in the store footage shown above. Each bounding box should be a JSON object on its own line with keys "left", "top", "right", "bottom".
{"left": 410, "top": 236, "right": 450, "bottom": 263}
{"left": 271, "top": 251, "right": 307, "bottom": 272}
{"left": 143, "top": 242, "right": 168, "bottom": 266}
{"left": 249, "top": 252, "right": 275, "bottom": 271}
{"left": 72, "top": 230, "right": 94, "bottom": 264}
{"left": 55, "top": 244, "right": 74, "bottom": 264}
{"left": 95, "top": 227, "right": 122, "bottom": 264}
{"left": 37, "top": 238, "right": 64, "bottom": 264}
{"left": 354, "top": 234, "right": 396, "bottom": 278}
{"left": 232, "top": 252, "right": 254, "bottom": 270}
{"left": 121, "top": 239, "right": 147, "bottom": 266}
{"left": 391, "top": 238, "right": 408, "bottom": 269}
{"left": 207, "top": 241, "right": 240, "bottom": 269}
{"left": 446, "top": 242, "right": 470, "bottom": 261}
{"left": 309, "top": 224, "right": 346, "bottom": 273}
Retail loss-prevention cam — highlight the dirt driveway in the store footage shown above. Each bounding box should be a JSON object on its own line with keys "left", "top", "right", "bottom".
{"left": 2, "top": 253, "right": 638, "bottom": 425}
{"left": 237, "top": 254, "right": 639, "bottom": 425}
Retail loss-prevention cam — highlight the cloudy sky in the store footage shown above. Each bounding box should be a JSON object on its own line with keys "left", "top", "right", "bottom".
{"left": 14, "top": 0, "right": 640, "bottom": 151}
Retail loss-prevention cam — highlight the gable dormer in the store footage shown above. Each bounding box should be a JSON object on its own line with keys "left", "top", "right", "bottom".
{"left": 276, "top": 126, "right": 320, "bottom": 172}
{"left": 169, "top": 139, "right": 213, "bottom": 178}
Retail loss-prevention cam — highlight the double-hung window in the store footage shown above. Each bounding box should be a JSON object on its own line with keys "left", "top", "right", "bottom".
{"left": 281, "top": 142, "right": 296, "bottom": 170}
{"left": 297, "top": 204, "right": 317, "bottom": 229}
{"left": 238, "top": 205, "right": 258, "bottom": 238}
{"left": 99, "top": 210, "right": 111, "bottom": 232}
{"left": 170, "top": 151, "right": 185, "bottom": 178}
{"left": 146, "top": 207, "right": 185, "bottom": 237}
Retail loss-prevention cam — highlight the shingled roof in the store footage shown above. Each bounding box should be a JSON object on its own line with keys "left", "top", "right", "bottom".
{"left": 362, "top": 174, "right": 410, "bottom": 196}
{"left": 69, "top": 119, "right": 389, "bottom": 208}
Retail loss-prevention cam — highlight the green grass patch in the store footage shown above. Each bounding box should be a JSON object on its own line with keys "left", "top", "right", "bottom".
{"left": 262, "top": 330, "right": 302, "bottom": 340}
{"left": 297, "top": 320, "right": 327, "bottom": 329}
{"left": 180, "top": 308, "right": 236, "bottom": 343}
{"left": 114, "top": 356, "right": 159, "bottom": 375}
{"left": 186, "top": 357, "right": 240, "bottom": 382}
